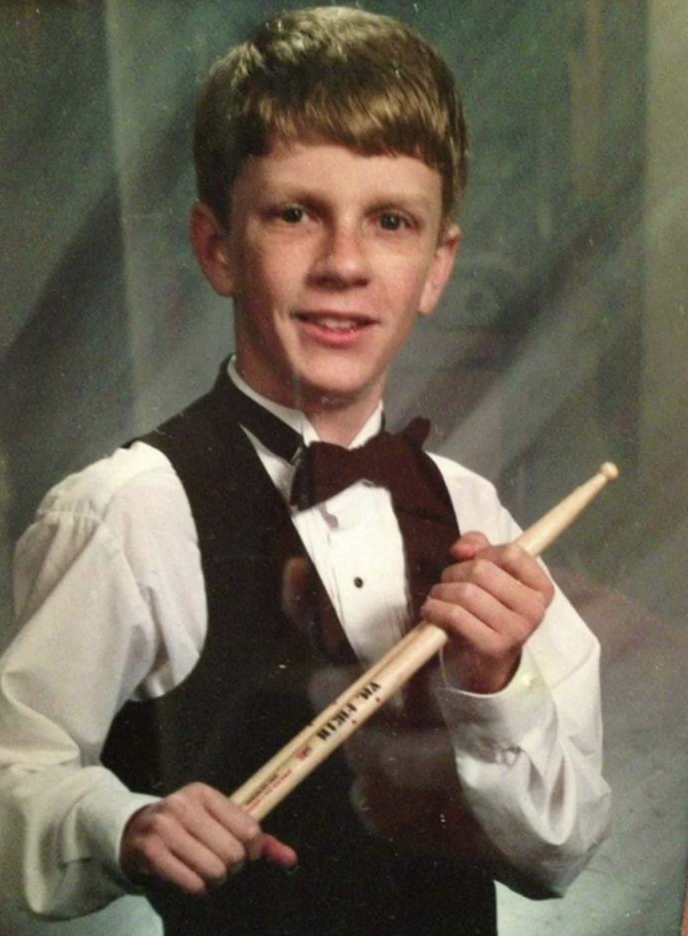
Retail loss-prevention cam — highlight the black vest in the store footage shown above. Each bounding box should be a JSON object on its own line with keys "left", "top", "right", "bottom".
{"left": 102, "top": 380, "right": 497, "bottom": 936}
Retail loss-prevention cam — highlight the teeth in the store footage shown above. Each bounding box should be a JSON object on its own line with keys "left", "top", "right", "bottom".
{"left": 319, "top": 317, "right": 358, "bottom": 329}
{"left": 298, "top": 313, "right": 365, "bottom": 330}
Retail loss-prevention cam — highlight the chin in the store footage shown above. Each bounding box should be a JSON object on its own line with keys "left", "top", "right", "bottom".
{"left": 297, "top": 384, "right": 357, "bottom": 408}
{"left": 298, "top": 371, "right": 375, "bottom": 403}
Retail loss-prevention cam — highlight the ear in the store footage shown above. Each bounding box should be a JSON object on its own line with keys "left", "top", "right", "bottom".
{"left": 189, "top": 201, "right": 235, "bottom": 297}
{"left": 418, "top": 223, "right": 461, "bottom": 317}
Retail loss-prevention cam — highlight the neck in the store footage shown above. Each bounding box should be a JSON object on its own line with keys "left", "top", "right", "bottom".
{"left": 231, "top": 360, "right": 383, "bottom": 446}
{"left": 302, "top": 397, "right": 380, "bottom": 446}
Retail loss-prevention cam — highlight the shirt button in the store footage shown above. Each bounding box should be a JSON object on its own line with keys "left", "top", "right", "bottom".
{"left": 354, "top": 577, "right": 364, "bottom": 588}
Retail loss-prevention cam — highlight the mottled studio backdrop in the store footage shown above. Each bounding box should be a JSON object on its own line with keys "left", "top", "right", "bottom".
{"left": 1, "top": 1, "right": 687, "bottom": 934}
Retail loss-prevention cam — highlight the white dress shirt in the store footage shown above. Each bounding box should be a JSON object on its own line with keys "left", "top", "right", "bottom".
{"left": 0, "top": 366, "right": 611, "bottom": 919}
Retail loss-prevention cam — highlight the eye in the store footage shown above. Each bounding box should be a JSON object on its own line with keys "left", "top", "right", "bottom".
{"left": 279, "top": 205, "right": 306, "bottom": 224}
{"left": 378, "top": 212, "right": 410, "bottom": 232}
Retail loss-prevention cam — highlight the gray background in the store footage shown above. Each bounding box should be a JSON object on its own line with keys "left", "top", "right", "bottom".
{"left": 1, "top": 1, "right": 687, "bottom": 933}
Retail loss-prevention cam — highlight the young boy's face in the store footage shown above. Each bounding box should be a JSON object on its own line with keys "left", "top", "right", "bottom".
{"left": 206, "top": 139, "right": 459, "bottom": 419}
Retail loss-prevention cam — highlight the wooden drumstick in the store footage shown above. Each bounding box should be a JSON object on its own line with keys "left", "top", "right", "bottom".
{"left": 515, "top": 461, "right": 618, "bottom": 555}
{"left": 228, "top": 623, "right": 424, "bottom": 808}
{"left": 230, "top": 462, "right": 619, "bottom": 820}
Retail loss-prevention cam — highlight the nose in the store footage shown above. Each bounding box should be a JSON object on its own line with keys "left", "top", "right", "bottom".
{"left": 309, "top": 222, "right": 371, "bottom": 288}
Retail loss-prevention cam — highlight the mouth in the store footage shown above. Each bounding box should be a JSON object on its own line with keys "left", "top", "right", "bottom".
{"left": 293, "top": 312, "right": 377, "bottom": 333}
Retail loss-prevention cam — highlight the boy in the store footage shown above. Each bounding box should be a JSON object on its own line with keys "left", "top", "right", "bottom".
{"left": 0, "top": 7, "right": 611, "bottom": 935}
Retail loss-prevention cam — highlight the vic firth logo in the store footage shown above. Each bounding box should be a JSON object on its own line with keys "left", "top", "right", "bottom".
{"left": 315, "top": 680, "right": 382, "bottom": 741}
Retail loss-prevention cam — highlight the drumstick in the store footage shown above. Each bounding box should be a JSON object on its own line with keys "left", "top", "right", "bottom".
{"left": 231, "top": 462, "right": 619, "bottom": 820}
{"left": 229, "top": 623, "right": 423, "bottom": 807}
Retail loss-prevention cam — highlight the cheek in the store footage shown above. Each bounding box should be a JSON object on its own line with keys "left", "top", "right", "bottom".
{"left": 385, "top": 261, "right": 436, "bottom": 313}
{"left": 235, "top": 249, "right": 288, "bottom": 314}
{"left": 252, "top": 242, "right": 306, "bottom": 304}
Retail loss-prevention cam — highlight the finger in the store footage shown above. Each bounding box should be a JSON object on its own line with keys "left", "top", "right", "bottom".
{"left": 195, "top": 788, "right": 299, "bottom": 868}
{"left": 259, "top": 833, "right": 298, "bottom": 868}
{"left": 423, "top": 586, "right": 529, "bottom": 649}
{"left": 145, "top": 786, "right": 258, "bottom": 874}
{"left": 128, "top": 808, "right": 234, "bottom": 891}
{"left": 195, "top": 785, "right": 264, "bottom": 861}
{"left": 448, "top": 531, "right": 490, "bottom": 562}
{"left": 441, "top": 546, "right": 553, "bottom": 605}
{"left": 424, "top": 587, "right": 527, "bottom": 692}
{"left": 482, "top": 543, "right": 554, "bottom": 598}
{"left": 431, "top": 566, "right": 548, "bottom": 632}
{"left": 130, "top": 832, "right": 211, "bottom": 895}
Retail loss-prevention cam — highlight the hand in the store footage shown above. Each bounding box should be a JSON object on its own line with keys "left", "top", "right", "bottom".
{"left": 421, "top": 532, "right": 554, "bottom": 694}
{"left": 120, "top": 782, "right": 297, "bottom": 895}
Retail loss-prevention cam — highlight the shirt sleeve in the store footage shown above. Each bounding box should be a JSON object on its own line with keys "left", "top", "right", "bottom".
{"left": 0, "top": 445, "right": 204, "bottom": 918}
{"left": 430, "top": 455, "right": 612, "bottom": 896}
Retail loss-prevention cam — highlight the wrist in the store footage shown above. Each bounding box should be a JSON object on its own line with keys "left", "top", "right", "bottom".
{"left": 444, "top": 647, "right": 521, "bottom": 695}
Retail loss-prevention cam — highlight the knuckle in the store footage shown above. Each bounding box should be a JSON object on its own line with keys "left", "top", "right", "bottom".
{"left": 513, "top": 620, "right": 532, "bottom": 646}
{"left": 458, "top": 580, "right": 482, "bottom": 605}
{"left": 137, "top": 836, "right": 160, "bottom": 863}
{"left": 245, "top": 817, "right": 261, "bottom": 841}
{"left": 224, "top": 839, "right": 247, "bottom": 868}
{"left": 134, "top": 835, "right": 167, "bottom": 873}
{"left": 463, "top": 531, "right": 488, "bottom": 547}
{"left": 469, "top": 557, "right": 493, "bottom": 582}
{"left": 146, "top": 810, "right": 173, "bottom": 836}
{"left": 527, "top": 592, "right": 549, "bottom": 624}
{"left": 162, "top": 791, "right": 188, "bottom": 815}
{"left": 423, "top": 585, "right": 443, "bottom": 604}
{"left": 235, "top": 817, "right": 261, "bottom": 847}
{"left": 501, "top": 543, "right": 522, "bottom": 565}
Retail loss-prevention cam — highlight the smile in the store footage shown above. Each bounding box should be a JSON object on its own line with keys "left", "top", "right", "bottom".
{"left": 293, "top": 313, "right": 376, "bottom": 332}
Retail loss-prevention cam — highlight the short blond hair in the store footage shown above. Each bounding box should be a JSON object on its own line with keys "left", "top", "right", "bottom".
{"left": 194, "top": 6, "right": 468, "bottom": 226}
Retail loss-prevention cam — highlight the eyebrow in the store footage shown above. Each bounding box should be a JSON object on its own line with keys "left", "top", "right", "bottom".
{"left": 260, "top": 183, "right": 437, "bottom": 215}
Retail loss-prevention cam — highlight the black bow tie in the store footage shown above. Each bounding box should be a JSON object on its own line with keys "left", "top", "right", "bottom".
{"left": 290, "top": 418, "right": 433, "bottom": 510}
{"left": 217, "top": 369, "right": 433, "bottom": 510}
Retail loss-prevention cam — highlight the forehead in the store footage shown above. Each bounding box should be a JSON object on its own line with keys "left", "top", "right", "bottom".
{"left": 232, "top": 138, "right": 444, "bottom": 212}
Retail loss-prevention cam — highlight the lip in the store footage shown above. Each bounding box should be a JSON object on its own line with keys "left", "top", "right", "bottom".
{"left": 292, "top": 310, "right": 378, "bottom": 346}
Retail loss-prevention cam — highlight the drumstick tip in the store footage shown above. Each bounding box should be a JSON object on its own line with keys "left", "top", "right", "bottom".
{"left": 599, "top": 462, "right": 619, "bottom": 482}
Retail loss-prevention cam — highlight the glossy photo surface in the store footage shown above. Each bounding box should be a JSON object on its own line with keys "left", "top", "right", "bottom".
{"left": 1, "top": 3, "right": 686, "bottom": 934}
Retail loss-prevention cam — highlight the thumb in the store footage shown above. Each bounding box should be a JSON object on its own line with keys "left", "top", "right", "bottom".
{"left": 449, "top": 531, "right": 491, "bottom": 562}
